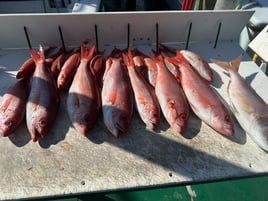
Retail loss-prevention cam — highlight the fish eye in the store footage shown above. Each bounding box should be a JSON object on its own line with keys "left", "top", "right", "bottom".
{"left": 39, "top": 119, "right": 46, "bottom": 127}
{"left": 84, "top": 114, "right": 91, "bottom": 123}
{"left": 224, "top": 115, "right": 231, "bottom": 122}
{"left": 4, "top": 120, "right": 15, "bottom": 127}
{"left": 179, "top": 113, "right": 186, "bottom": 120}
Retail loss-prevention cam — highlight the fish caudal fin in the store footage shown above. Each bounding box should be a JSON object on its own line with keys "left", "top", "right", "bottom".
{"left": 29, "top": 45, "right": 45, "bottom": 64}
{"left": 81, "top": 42, "right": 96, "bottom": 62}
{"left": 165, "top": 50, "right": 188, "bottom": 68}
{"left": 122, "top": 48, "right": 135, "bottom": 68}
{"left": 211, "top": 54, "right": 242, "bottom": 72}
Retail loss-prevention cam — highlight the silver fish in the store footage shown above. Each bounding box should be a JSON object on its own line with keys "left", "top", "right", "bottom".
{"left": 212, "top": 55, "right": 268, "bottom": 151}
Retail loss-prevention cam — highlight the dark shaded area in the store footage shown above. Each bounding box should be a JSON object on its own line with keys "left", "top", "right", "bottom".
{"left": 102, "top": 0, "right": 170, "bottom": 11}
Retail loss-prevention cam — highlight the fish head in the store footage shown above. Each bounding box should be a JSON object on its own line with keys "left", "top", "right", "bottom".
{"left": 28, "top": 116, "right": 50, "bottom": 142}
{"left": 141, "top": 104, "right": 160, "bottom": 130}
{"left": 248, "top": 114, "right": 268, "bottom": 152}
{"left": 252, "top": 126, "right": 268, "bottom": 152}
{"left": 165, "top": 101, "right": 188, "bottom": 134}
{"left": 172, "top": 112, "right": 188, "bottom": 133}
{"left": 0, "top": 116, "right": 18, "bottom": 137}
{"left": 103, "top": 107, "right": 130, "bottom": 138}
{"left": 212, "top": 112, "right": 234, "bottom": 136}
{"left": 72, "top": 112, "right": 97, "bottom": 135}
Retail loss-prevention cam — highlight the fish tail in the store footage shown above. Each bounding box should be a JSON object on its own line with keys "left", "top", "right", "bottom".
{"left": 29, "top": 45, "right": 45, "bottom": 64}
{"left": 122, "top": 48, "right": 135, "bottom": 68}
{"left": 165, "top": 50, "right": 189, "bottom": 68}
{"left": 151, "top": 54, "right": 164, "bottom": 64}
{"left": 81, "top": 42, "right": 96, "bottom": 61}
{"left": 211, "top": 54, "right": 242, "bottom": 72}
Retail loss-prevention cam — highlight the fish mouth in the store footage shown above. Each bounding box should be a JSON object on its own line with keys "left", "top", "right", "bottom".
{"left": 172, "top": 123, "right": 184, "bottom": 134}
{"left": 0, "top": 127, "right": 8, "bottom": 137}
{"left": 112, "top": 122, "right": 128, "bottom": 138}
{"left": 222, "top": 127, "right": 234, "bottom": 136}
{"left": 73, "top": 123, "right": 89, "bottom": 135}
{"left": 30, "top": 127, "right": 45, "bottom": 142}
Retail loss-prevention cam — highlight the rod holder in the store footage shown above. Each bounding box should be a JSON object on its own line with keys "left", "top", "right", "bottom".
{"left": 156, "top": 23, "right": 159, "bottom": 53}
{"left": 58, "top": 26, "right": 66, "bottom": 52}
{"left": 95, "top": 24, "right": 99, "bottom": 53}
{"left": 23, "top": 26, "right": 32, "bottom": 49}
{"left": 214, "top": 22, "right": 222, "bottom": 48}
{"left": 127, "top": 23, "right": 130, "bottom": 48}
{"left": 185, "top": 22, "right": 192, "bottom": 50}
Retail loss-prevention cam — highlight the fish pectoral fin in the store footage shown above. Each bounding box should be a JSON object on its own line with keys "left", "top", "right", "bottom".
{"left": 137, "top": 96, "right": 146, "bottom": 105}
{"left": 0, "top": 97, "right": 12, "bottom": 111}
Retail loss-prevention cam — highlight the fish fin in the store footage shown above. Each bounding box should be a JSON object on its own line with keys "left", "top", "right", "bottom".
{"left": 159, "top": 43, "right": 176, "bottom": 55}
{"left": 165, "top": 51, "right": 188, "bottom": 68}
{"left": 144, "top": 58, "right": 156, "bottom": 71}
{"left": 165, "top": 56, "right": 180, "bottom": 67}
{"left": 151, "top": 55, "right": 164, "bottom": 64}
{"left": 211, "top": 55, "right": 242, "bottom": 72}
{"left": 103, "top": 58, "right": 112, "bottom": 80}
{"left": 30, "top": 45, "right": 45, "bottom": 64}
{"left": 122, "top": 48, "right": 135, "bottom": 68}
{"left": 81, "top": 42, "right": 96, "bottom": 62}
{"left": 175, "top": 50, "right": 189, "bottom": 63}
{"left": 0, "top": 96, "right": 12, "bottom": 111}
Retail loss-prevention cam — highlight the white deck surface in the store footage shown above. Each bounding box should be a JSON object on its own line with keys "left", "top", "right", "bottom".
{"left": 1, "top": 42, "right": 268, "bottom": 200}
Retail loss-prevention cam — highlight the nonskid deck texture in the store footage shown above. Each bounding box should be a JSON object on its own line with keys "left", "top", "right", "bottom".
{"left": 1, "top": 42, "right": 268, "bottom": 200}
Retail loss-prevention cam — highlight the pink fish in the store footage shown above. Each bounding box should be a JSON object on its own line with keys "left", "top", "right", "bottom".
{"left": 153, "top": 55, "right": 189, "bottom": 134}
{"left": 212, "top": 55, "right": 268, "bottom": 151}
{"left": 16, "top": 46, "right": 62, "bottom": 80}
{"left": 122, "top": 49, "right": 160, "bottom": 129}
{"left": 144, "top": 57, "right": 157, "bottom": 87}
{"left": 159, "top": 44, "right": 213, "bottom": 82}
{"left": 180, "top": 50, "right": 213, "bottom": 82}
{"left": 50, "top": 53, "right": 65, "bottom": 80}
{"left": 66, "top": 43, "right": 100, "bottom": 135}
{"left": 26, "top": 46, "right": 59, "bottom": 142}
{"left": 90, "top": 53, "right": 104, "bottom": 87}
{"left": 0, "top": 79, "right": 29, "bottom": 137}
{"left": 102, "top": 56, "right": 133, "bottom": 137}
{"left": 167, "top": 51, "right": 234, "bottom": 136}
{"left": 57, "top": 51, "right": 80, "bottom": 90}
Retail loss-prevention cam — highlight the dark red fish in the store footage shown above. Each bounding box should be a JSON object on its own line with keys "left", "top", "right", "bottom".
{"left": 66, "top": 43, "right": 101, "bottom": 135}
{"left": 102, "top": 56, "right": 133, "bottom": 137}
{"left": 26, "top": 46, "right": 59, "bottom": 142}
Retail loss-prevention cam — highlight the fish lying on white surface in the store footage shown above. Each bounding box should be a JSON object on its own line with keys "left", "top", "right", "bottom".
{"left": 212, "top": 55, "right": 268, "bottom": 152}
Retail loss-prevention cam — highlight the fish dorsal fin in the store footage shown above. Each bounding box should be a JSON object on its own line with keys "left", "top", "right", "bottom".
{"left": 211, "top": 55, "right": 242, "bottom": 72}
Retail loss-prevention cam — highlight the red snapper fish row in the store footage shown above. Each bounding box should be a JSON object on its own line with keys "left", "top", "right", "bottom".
{"left": 0, "top": 43, "right": 268, "bottom": 152}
